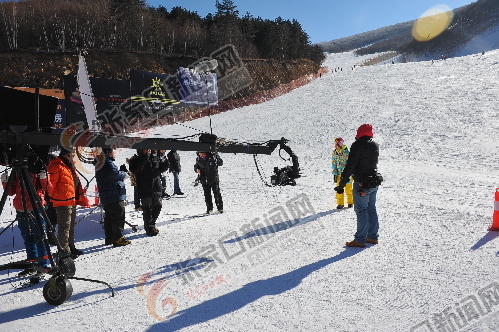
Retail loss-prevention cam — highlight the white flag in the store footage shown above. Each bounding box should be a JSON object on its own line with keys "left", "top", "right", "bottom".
{"left": 77, "top": 55, "right": 99, "bottom": 131}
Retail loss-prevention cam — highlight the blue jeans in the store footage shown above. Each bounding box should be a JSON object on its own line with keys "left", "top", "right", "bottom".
{"left": 172, "top": 172, "right": 181, "bottom": 194}
{"left": 353, "top": 182, "right": 379, "bottom": 243}
{"left": 17, "top": 211, "right": 50, "bottom": 268}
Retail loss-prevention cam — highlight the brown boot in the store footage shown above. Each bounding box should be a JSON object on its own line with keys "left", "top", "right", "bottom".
{"left": 113, "top": 237, "right": 131, "bottom": 247}
{"left": 366, "top": 238, "right": 378, "bottom": 244}
{"left": 146, "top": 227, "right": 159, "bottom": 236}
{"left": 345, "top": 240, "right": 366, "bottom": 248}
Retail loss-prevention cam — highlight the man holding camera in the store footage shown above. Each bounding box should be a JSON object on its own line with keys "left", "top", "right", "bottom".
{"left": 129, "top": 149, "right": 169, "bottom": 236}
{"left": 335, "top": 124, "right": 381, "bottom": 248}
{"left": 194, "top": 152, "right": 223, "bottom": 214}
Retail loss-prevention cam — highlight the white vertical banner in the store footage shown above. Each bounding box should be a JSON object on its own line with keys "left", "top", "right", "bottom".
{"left": 77, "top": 55, "right": 99, "bottom": 131}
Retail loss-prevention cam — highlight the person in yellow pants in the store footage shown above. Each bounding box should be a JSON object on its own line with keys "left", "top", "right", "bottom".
{"left": 332, "top": 137, "right": 353, "bottom": 209}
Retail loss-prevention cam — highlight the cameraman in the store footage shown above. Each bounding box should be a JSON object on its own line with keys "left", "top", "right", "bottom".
{"left": 129, "top": 149, "right": 169, "bottom": 236}
{"left": 335, "top": 124, "right": 380, "bottom": 248}
{"left": 194, "top": 152, "right": 223, "bottom": 214}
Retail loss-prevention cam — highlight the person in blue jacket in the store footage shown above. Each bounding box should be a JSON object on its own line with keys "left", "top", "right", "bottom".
{"left": 95, "top": 148, "right": 130, "bottom": 247}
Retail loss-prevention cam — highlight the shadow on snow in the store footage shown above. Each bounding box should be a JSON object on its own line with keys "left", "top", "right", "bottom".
{"left": 146, "top": 248, "right": 365, "bottom": 332}
{"left": 470, "top": 230, "right": 499, "bottom": 250}
{"left": 223, "top": 209, "right": 339, "bottom": 244}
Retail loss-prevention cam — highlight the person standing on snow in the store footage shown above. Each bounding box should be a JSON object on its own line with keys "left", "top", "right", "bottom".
{"left": 94, "top": 148, "right": 130, "bottom": 247}
{"left": 129, "top": 149, "right": 169, "bottom": 236}
{"left": 47, "top": 147, "right": 88, "bottom": 257}
{"left": 168, "top": 150, "right": 183, "bottom": 195}
{"left": 126, "top": 152, "right": 141, "bottom": 211}
{"left": 194, "top": 152, "right": 223, "bottom": 214}
{"left": 332, "top": 137, "right": 353, "bottom": 209}
{"left": 335, "top": 124, "right": 381, "bottom": 248}
{"left": 1, "top": 168, "right": 51, "bottom": 278}
{"left": 158, "top": 150, "right": 170, "bottom": 199}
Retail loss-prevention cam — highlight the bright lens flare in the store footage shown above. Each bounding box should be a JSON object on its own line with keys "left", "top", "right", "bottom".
{"left": 412, "top": 5, "right": 454, "bottom": 41}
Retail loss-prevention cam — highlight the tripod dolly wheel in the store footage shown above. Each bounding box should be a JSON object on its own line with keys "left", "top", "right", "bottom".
{"left": 43, "top": 277, "right": 73, "bottom": 305}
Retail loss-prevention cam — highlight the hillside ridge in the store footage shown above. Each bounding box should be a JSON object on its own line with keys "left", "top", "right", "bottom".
{"left": 0, "top": 50, "right": 321, "bottom": 101}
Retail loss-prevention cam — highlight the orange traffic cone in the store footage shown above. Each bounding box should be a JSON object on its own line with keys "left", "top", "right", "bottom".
{"left": 489, "top": 188, "right": 499, "bottom": 231}
{"left": 94, "top": 185, "right": 99, "bottom": 206}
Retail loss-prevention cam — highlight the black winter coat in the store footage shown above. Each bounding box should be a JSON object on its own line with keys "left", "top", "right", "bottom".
{"left": 129, "top": 151, "right": 169, "bottom": 198}
{"left": 194, "top": 153, "right": 223, "bottom": 186}
{"left": 167, "top": 150, "right": 181, "bottom": 172}
{"left": 339, "top": 136, "right": 379, "bottom": 187}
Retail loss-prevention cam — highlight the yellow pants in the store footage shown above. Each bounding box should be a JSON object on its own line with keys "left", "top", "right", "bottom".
{"left": 335, "top": 177, "right": 353, "bottom": 206}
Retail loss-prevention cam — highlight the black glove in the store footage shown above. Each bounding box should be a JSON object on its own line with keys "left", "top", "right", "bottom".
{"left": 193, "top": 175, "right": 200, "bottom": 187}
{"left": 334, "top": 186, "right": 344, "bottom": 194}
{"left": 357, "top": 187, "right": 366, "bottom": 197}
{"left": 119, "top": 164, "right": 128, "bottom": 172}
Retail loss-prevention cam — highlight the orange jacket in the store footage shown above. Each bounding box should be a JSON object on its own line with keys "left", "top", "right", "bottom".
{"left": 2, "top": 172, "right": 47, "bottom": 211}
{"left": 47, "top": 157, "right": 88, "bottom": 207}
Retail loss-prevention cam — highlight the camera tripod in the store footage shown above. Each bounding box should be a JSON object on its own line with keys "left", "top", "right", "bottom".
{"left": 0, "top": 158, "right": 113, "bottom": 305}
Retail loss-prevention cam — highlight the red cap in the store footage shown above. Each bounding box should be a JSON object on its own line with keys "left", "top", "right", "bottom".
{"left": 355, "top": 124, "right": 374, "bottom": 139}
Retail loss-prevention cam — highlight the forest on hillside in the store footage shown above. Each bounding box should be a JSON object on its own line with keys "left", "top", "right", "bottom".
{"left": 0, "top": 0, "right": 324, "bottom": 64}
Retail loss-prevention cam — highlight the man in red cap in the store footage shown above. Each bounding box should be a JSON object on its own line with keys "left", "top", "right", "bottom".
{"left": 335, "top": 124, "right": 381, "bottom": 248}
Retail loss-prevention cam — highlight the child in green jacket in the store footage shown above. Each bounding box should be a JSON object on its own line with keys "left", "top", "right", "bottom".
{"left": 331, "top": 137, "right": 353, "bottom": 209}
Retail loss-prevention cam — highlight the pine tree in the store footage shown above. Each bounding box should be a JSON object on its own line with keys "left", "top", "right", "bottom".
{"left": 213, "top": 0, "right": 241, "bottom": 46}
{"left": 215, "top": 0, "right": 239, "bottom": 19}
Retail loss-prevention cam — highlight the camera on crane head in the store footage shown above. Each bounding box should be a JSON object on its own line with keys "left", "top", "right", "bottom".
{"left": 271, "top": 165, "right": 297, "bottom": 186}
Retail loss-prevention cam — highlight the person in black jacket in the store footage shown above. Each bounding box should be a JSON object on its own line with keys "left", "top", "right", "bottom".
{"left": 194, "top": 152, "right": 223, "bottom": 214}
{"left": 126, "top": 154, "right": 141, "bottom": 211}
{"left": 167, "top": 150, "right": 183, "bottom": 195}
{"left": 158, "top": 150, "right": 170, "bottom": 198}
{"left": 129, "top": 149, "right": 169, "bottom": 236}
{"left": 95, "top": 148, "right": 130, "bottom": 247}
{"left": 335, "top": 124, "right": 380, "bottom": 248}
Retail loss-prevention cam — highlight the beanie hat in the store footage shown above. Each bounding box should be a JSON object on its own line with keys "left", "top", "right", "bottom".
{"left": 355, "top": 124, "right": 374, "bottom": 139}
{"left": 59, "top": 146, "right": 72, "bottom": 157}
{"left": 102, "top": 148, "right": 113, "bottom": 156}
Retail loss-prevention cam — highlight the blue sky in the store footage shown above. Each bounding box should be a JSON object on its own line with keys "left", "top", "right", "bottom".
{"left": 146, "top": 0, "right": 476, "bottom": 43}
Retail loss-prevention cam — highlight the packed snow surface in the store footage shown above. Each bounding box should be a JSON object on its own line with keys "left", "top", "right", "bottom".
{"left": 1, "top": 41, "right": 499, "bottom": 331}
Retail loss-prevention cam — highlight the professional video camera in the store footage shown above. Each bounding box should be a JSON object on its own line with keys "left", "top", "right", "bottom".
{"left": 271, "top": 165, "right": 298, "bottom": 186}
{"left": 0, "top": 87, "right": 56, "bottom": 170}
{"left": 0, "top": 142, "right": 49, "bottom": 174}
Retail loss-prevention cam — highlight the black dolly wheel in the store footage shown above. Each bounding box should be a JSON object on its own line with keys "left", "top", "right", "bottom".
{"left": 43, "top": 277, "right": 73, "bottom": 305}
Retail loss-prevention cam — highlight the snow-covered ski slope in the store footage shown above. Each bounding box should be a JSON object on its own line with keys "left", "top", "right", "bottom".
{"left": 1, "top": 47, "right": 499, "bottom": 331}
